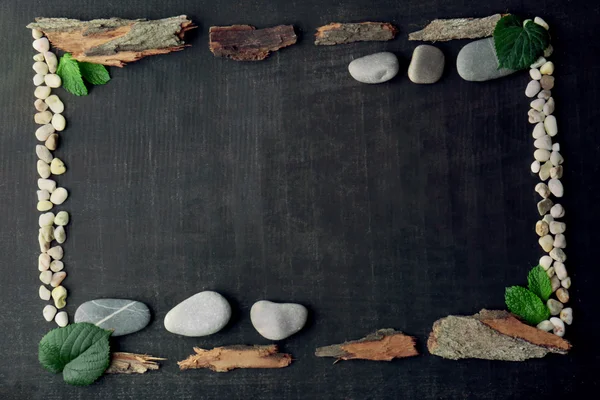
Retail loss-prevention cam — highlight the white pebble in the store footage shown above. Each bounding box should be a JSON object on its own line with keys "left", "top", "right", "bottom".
{"left": 550, "top": 166, "right": 563, "bottom": 179}
{"left": 50, "top": 260, "right": 64, "bottom": 272}
{"left": 552, "top": 143, "right": 560, "bottom": 151}
{"left": 47, "top": 246, "right": 63, "bottom": 260}
{"left": 541, "top": 75, "right": 555, "bottom": 90}
{"left": 44, "top": 95, "right": 64, "bottom": 113}
{"left": 529, "top": 68, "right": 541, "bottom": 80}
{"left": 534, "top": 149, "right": 550, "bottom": 162}
{"left": 50, "top": 271, "right": 67, "bottom": 287}
{"left": 540, "top": 61, "right": 554, "bottom": 75}
{"left": 35, "top": 124, "right": 55, "bottom": 141}
{"left": 39, "top": 226, "right": 54, "bottom": 242}
{"left": 561, "top": 277, "right": 571, "bottom": 289}
{"left": 544, "top": 45, "right": 554, "bottom": 58}
{"left": 33, "top": 74, "right": 45, "bottom": 86}
{"left": 543, "top": 213, "right": 554, "bottom": 224}
{"left": 34, "top": 98, "right": 48, "bottom": 112}
{"left": 535, "top": 182, "right": 550, "bottom": 198}
{"left": 45, "top": 134, "right": 58, "bottom": 151}
{"left": 550, "top": 317, "right": 565, "bottom": 337}
{"left": 550, "top": 247, "right": 566, "bottom": 262}
{"left": 556, "top": 288, "right": 569, "bottom": 303}
{"left": 528, "top": 109, "right": 545, "bottom": 123}
{"left": 51, "top": 113, "right": 66, "bottom": 131}
{"left": 553, "top": 234, "right": 566, "bottom": 249}
{"left": 533, "top": 135, "right": 552, "bottom": 150}
{"left": 50, "top": 187, "right": 68, "bottom": 205}
{"left": 544, "top": 115, "right": 558, "bottom": 136}
{"left": 547, "top": 299, "right": 563, "bottom": 315}
{"left": 33, "top": 53, "right": 45, "bottom": 62}
{"left": 37, "top": 200, "right": 53, "bottom": 212}
{"left": 525, "top": 80, "right": 541, "bottom": 98}
{"left": 550, "top": 204, "right": 565, "bottom": 218}
{"left": 39, "top": 235, "right": 50, "bottom": 252}
{"left": 530, "top": 160, "right": 541, "bottom": 173}
{"left": 33, "top": 37, "right": 50, "bottom": 52}
{"left": 35, "top": 111, "right": 53, "bottom": 125}
{"left": 537, "top": 320, "right": 554, "bottom": 331}
{"left": 549, "top": 221, "right": 566, "bottom": 234}
{"left": 39, "top": 212, "right": 54, "bottom": 227}
{"left": 548, "top": 178, "right": 564, "bottom": 197}
{"left": 535, "top": 220, "right": 549, "bottom": 236}
{"left": 32, "top": 29, "right": 43, "bottom": 39}
{"left": 44, "top": 52, "right": 58, "bottom": 73}
{"left": 55, "top": 211, "right": 69, "bottom": 226}
{"left": 539, "top": 161, "right": 552, "bottom": 181}
{"left": 55, "top": 311, "right": 68, "bottom": 327}
{"left": 54, "top": 226, "right": 66, "bottom": 244}
{"left": 39, "top": 285, "right": 51, "bottom": 300}
{"left": 43, "top": 305, "right": 57, "bottom": 322}
{"left": 44, "top": 74, "right": 62, "bottom": 88}
{"left": 543, "top": 97, "right": 555, "bottom": 115}
{"left": 530, "top": 56, "right": 546, "bottom": 69}
{"left": 38, "top": 253, "right": 51, "bottom": 270}
{"left": 550, "top": 151, "right": 563, "bottom": 166}
{"left": 538, "top": 90, "right": 551, "bottom": 100}
{"left": 33, "top": 61, "right": 49, "bottom": 75}
{"left": 36, "top": 145, "right": 52, "bottom": 163}
{"left": 39, "top": 270, "right": 52, "bottom": 285}
{"left": 554, "top": 262, "right": 567, "bottom": 280}
{"left": 530, "top": 98, "right": 545, "bottom": 111}
{"left": 539, "top": 255, "right": 553, "bottom": 270}
{"left": 37, "top": 160, "right": 50, "bottom": 179}
{"left": 560, "top": 308, "right": 572, "bottom": 325}
{"left": 50, "top": 158, "right": 66, "bottom": 175}
{"left": 539, "top": 235, "right": 554, "bottom": 252}
{"left": 34, "top": 86, "right": 51, "bottom": 99}
{"left": 38, "top": 178, "right": 56, "bottom": 192}
{"left": 551, "top": 275, "right": 560, "bottom": 291}
{"left": 534, "top": 17, "right": 549, "bottom": 30}
{"left": 532, "top": 122, "right": 546, "bottom": 138}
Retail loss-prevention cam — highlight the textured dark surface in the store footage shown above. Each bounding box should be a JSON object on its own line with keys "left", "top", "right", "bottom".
{"left": 1, "top": 0, "right": 599, "bottom": 399}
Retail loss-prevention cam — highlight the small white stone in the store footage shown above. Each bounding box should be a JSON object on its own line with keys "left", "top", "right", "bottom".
{"left": 55, "top": 211, "right": 69, "bottom": 226}
{"left": 39, "top": 235, "right": 50, "bottom": 252}
{"left": 546, "top": 266, "right": 555, "bottom": 278}
{"left": 549, "top": 221, "right": 566, "bottom": 234}
{"left": 530, "top": 98, "right": 545, "bottom": 111}
{"left": 33, "top": 37, "right": 50, "bottom": 52}
{"left": 531, "top": 160, "right": 541, "bottom": 173}
{"left": 544, "top": 45, "right": 554, "bottom": 58}
{"left": 44, "top": 74, "right": 62, "bottom": 88}
{"left": 50, "top": 187, "right": 68, "bottom": 205}
{"left": 553, "top": 234, "right": 566, "bottom": 249}
{"left": 550, "top": 166, "right": 563, "bottom": 179}
{"left": 43, "top": 305, "right": 57, "bottom": 322}
{"left": 532, "top": 122, "right": 546, "bottom": 138}
{"left": 33, "top": 53, "right": 45, "bottom": 62}
{"left": 537, "top": 320, "right": 554, "bottom": 331}
{"left": 39, "top": 270, "right": 52, "bottom": 285}
{"left": 55, "top": 311, "right": 69, "bottom": 327}
{"left": 32, "top": 29, "right": 43, "bottom": 39}
{"left": 554, "top": 262, "right": 567, "bottom": 280}
{"left": 54, "top": 226, "right": 66, "bottom": 244}
{"left": 535, "top": 220, "right": 549, "bottom": 236}
{"left": 530, "top": 56, "right": 546, "bottom": 69}
{"left": 539, "top": 255, "right": 553, "bottom": 270}
{"left": 537, "top": 198, "right": 553, "bottom": 215}
{"left": 540, "top": 61, "right": 554, "bottom": 75}
{"left": 39, "top": 285, "right": 51, "bottom": 300}
{"left": 550, "top": 317, "right": 565, "bottom": 337}
{"left": 50, "top": 271, "right": 67, "bottom": 287}
{"left": 534, "top": 17, "right": 550, "bottom": 30}
{"left": 44, "top": 95, "right": 64, "bottom": 113}
{"left": 37, "top": 201, "right": 53, "bottom": 213}
{"left": 550, "top": 151, "right": 563, "bottom": 167}
{"left": 552, "top": 143, "right": 560, "bottom": 151}
{"left": 548, "top": 178, "right": 564, "bottom": 197}
{"left": 529, "top": 68, "right": 542, "bottom": 80}
{"left": 37, "top": 189, "right": 50, "bottom": 201}
{"left": 556, "top": 288, "right": 569, "bottom": 303}
{"left": 35, "top": 124, "right": 55, "bottom": 141}
{"left": 50, "top": 158, "right": 66, "bottom": 175}
{"left": 539, "top": 235, "right": 554, "bottom": 252}
{"left": 37, "top": 160, "right": 51, "bottom": 179}
{"left": 51, "top": 113, "right": 66, "bottom": 131}
{"left": 534, "top": 149, "right": 550, "bottom": 162}
{"left": 525, "top": 80, "right": 541, "bottom": 98}
{"left": 534, "top": 135, "right": 552, "bottom": 150}
{"left": 33, "top": 74, "right": 45, "bottom": 86}
{"left": 36, "top": 145, "right": 52, "bottom": 163}
{"left": 561, "top": 277, "right": 571, "bottom": 289}
{"left": 547, "top": 299, "right": 563, "bottom": 315}
{"left": 45, "top": 134, "right": 59, "bottom": 151}
{"left": 543, "top": 97, "right": 555, "bottom": 115}
{"left": 39, "top": 212, "right": 54, "bottom": 227}
{"left": 560, "top": 308, "right": 572, "bottom": 325}
{"left": 39, "top": 226, "right": 54, "bottom": 242}
{"left": 550, "top": 247, "right": 567, "bottom": 262}
{"left": 550, "top": 204, "right": 565, "bottom": 218}
{"left": 44, "top": 52, "right": 58, "bottom": 73}
{"left": 33, "top": 61, "right": 49, "bottom": 75}
{"left": 34, "top": 86, "right": 51, "bottom": 100}
{"left": 528, "top": 109, "right": 545, "bottom": 123}
{"left": 34, "top": 98, "right": 48, "bottom": 112}
{"left": 47, "top": 246, "right": 64, "bottom": 260}
{"left": 535, "top": 182, "right": 551, "bottom": 198}
{"left": 35, "top": 111, "right": 53, "bottom": 125}
{"left": 38, "top": 253, "right": 51, "bottom": 270}
{"left": 541, "top": 75, "right": 555, "bottom": 90}
{"left": 50, "top": 260, "right": 64, "bottom": 272}
{"left": 538, "top": 90, "right": 551, "bottom": 100}
{"left": 551, "top": 275, "right": 560, "bottom": 292}
{"left": 38, "top": 178, "right": 56, "bottom": 192}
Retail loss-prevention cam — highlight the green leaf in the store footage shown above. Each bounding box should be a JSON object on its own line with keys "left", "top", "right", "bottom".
{"left": 56, "top": 53, "right": 88, "bottom": 96}
{"left": 79, "top": 62, "right": 110, "bottom": 85}
{"left": 527, "top": 265, "right": 553, "bottom": 301}
{"left": 493, "top": 15, "right": 550, "bottom": 70}
{"left": 505, "top": 286, "right": 550, "bottom": 325}
{"left": 39, "top": 322, "right": 111, "bottom": 386}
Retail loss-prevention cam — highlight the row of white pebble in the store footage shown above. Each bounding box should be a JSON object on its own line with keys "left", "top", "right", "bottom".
{"left": 33, "top": 29, "right": 69, "bottom": 328}
{"left": 526, "top": 18, "right": 572, "bottom": 337}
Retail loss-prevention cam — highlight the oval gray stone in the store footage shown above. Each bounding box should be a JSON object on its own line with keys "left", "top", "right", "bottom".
{"left": 250, "top": 300, "right": 308, "bottom": 340}
{"left": 348, "top": 52, "right": 399, "bottom": 84}
{"left": 164, "top": 291, "right": 231, "bottom": 337}
{"left": 408, "top": 45, "right": 445, "bottom": 84}
{"left": 457, "top": 38, "right": 515, "bottom": 82}
{"left": 74, "top": 299, "right": 151, "bottom": 336}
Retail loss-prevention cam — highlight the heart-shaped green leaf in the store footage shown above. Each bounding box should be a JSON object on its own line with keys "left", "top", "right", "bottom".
{"left": 505, "top": 286, "right": 550, "bottom": 325}
{"left": 527, "top": 265, "right": 553, "bottom": 302}
{"left": 493, "top": 15, "right": 550, "bottom": 70}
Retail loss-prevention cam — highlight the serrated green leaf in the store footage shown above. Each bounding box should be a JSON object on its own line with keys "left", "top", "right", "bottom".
{"left": 39, "top": 322, "right": 111, "bottom": 386}
{"left": 493, "top": 15, "right": 550, "bottom": 70}
{"left": 527, "top": 265, "right": 553, "bottom": 302}
{"left": 79, "top": 62, "right": 110, "bottom": 85}
{"left": 56, "top": 53, "right": 88, "bottom": 96}
{"left": 505, "top": 286, "right": 550, "bottom": 325}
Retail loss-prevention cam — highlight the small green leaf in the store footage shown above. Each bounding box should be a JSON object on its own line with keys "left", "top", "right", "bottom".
{"left": 505, "top": 286, "right": 550, "bottom": 325}
{"left": 79, "top": 62, "right": 110, "bottom": 85}
{"left": 493, "top": 15, "right": 550, "bottom": 70}
{"left": 527, "top": 265, "right": 553, "bottom": 301}
{"left": 39, "top": 322, "right": 112, "bottom": 386}
{"left": 56, "top": 53, "right": 88, "bottom": 96}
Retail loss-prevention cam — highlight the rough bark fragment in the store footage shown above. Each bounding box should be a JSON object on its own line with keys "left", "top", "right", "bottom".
{"left": 315, "top": 329, "right": 418, "bottom": 362}
{"left": 209, "top": 25, "right": 297, "bottom": 61}
{"left": 26, "top": 16, "right": 195, "bottom": 67}
{"left": 105, "top": 352, "right": 165, "bottom": 374}
{"left": 408, "top": 14, "right": 503, "bottom": 42}
{"left": 178, "top": 345, "right": 292, "bottom": 372}
{"left": 428, "top": 309, "right": 571, "bottom": 361}
{"left": 314, "top": 22, "right": 398, "bottom": 45}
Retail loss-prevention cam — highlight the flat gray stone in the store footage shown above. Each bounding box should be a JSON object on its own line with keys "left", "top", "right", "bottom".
{"left": 348, "top": 52, "right": 399, "bottom": 84}
{"left": 74, "top": 299, "right": 150, "bottom": 336}
{"left": 456, "top": 38, "right": 515, "bottom": 82}
{"left": 250, "top": 300, "right": 308, "bottom": 340}
{"left": 164, "top": 291, "right": 231, "bottom": 337}
{"left": 408, "top": 45, "right": 445, "bottom": 84}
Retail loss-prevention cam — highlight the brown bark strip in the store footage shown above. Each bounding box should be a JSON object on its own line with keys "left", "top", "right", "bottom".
{"left": 26, "top": 16, "right": 195, "bottom": 67}
{"left": 105, "top": 352, "right": 166, "bottom": 374}
{"left": 315, "top": 329, "right": 418, "bottom": 362}
{"left": 314, "top": 22, "right": 398, "bottom": 45}
{"left": 209, "top": 25, "right": 297, "bottom": 61}
{"left": 408, "top": 14, "right": 503, "bottom": 42}
{"left": 178, "top": 345, "right": 292, "bottom": 372}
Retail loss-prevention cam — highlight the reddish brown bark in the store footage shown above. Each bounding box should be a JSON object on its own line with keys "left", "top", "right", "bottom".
{"left": 209, "top": 25, "right": 297, "bottom": 61}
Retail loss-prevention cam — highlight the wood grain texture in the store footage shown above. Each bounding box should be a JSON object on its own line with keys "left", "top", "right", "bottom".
{"left": 0, "top": 0, "right": 599, "bottom": 399}
{"left": 209, "top": 25, "right": 297, "bottom": 61}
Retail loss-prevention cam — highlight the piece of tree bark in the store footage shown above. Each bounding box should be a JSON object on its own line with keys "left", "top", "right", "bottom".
{"left": 26, "top": 16, "right": 194, "bottom": 67}
{"left": 178, "top": 345, "right": 292, "bottom": 372}
{"left": 105, "top": 352, "right": 166, "bottom": 374}
{"left": 408, "top": 14, "right": 503, "bottom": 42}
{"left": 315, "top": 329, "right": 418, "bottom": 362}
{"left": 428, "top": 309, "right": 571, "bottom": 361}
{"left": 209, "top": 25, "right": 297, "bottom": 61}
{"left": 314, "top": 22, "right": 398, "bottom": 45}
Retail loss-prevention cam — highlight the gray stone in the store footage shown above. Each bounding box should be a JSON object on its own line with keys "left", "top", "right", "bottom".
{"left": 250, "top": 300, "right": 308, "bottom": 340}
{"left": 74, "top": 299, "right": 150, "bottom": 336}
{"left": 457, "top": 38, "right": 515, "bottom": 82}
{"left": 348, "top": 52, "right": 399, "bottom": 84}
{"left": 164, "top": 291, "right": 231, "bottom": 336}
{"left": 408, "top": 45, "right": 444, "bottom": 84}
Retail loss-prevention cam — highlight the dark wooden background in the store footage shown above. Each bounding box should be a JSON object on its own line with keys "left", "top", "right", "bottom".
{"left": 1, "top": 0, "right": 598, "bottom": 398}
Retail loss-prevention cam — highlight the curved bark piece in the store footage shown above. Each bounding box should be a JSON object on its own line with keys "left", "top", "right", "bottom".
{"left": 315, "top": 329, "right": 418, "bottom": 362}
{"left": 105, "top": 352, "right": 165, "bottom": 374}
{"left": 178, "top": 344, "right": 292, "bottom": 372}
{"left": 314, "top": 22, "right": 398, "bottom": 45}
{"left": 209, "top": 25, "right": 297, "bottom": 61}
{"left": 408, "top": 14, "right": 503, "bottom": 42}
{"left": 26, "top": 16, "right": 195, "bottom": 67}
